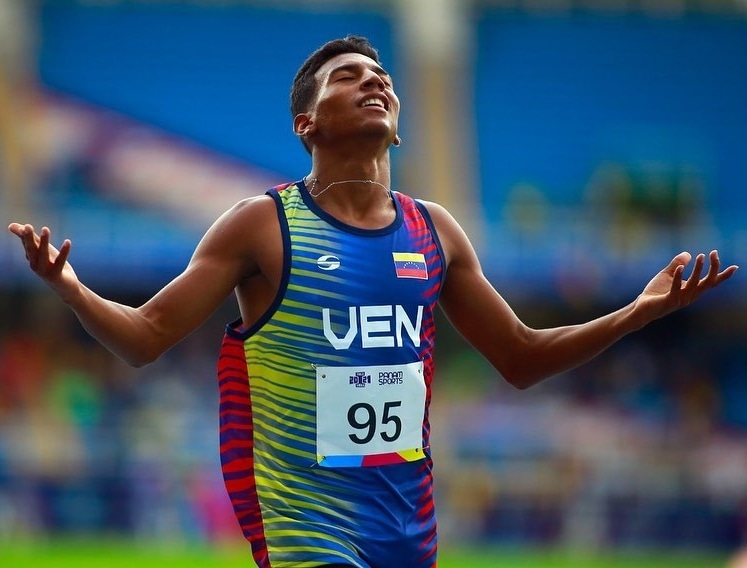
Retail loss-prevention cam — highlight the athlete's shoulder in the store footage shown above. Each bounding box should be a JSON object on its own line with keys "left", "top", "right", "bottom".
{"left": 202, "top": 190, "right": 281, "bottom": 248}
{"left": 223, "top": 183, "right": 296, "bottom": 220}
{"left": 411, "top": 199, "right": 475, "bottom": 270}
{"left": 211, "top": 194, "right": 273, "bottom": 230}
{"left": 412, "top": 197, "right": 445, "bottom": 212}
{"left": 390, "top": 192, "right": 461, "bottom": 235}
{"left": 267, "top": 180, "right": 302, "bottom": 195}
{"left": 407, "top": 198, "right": 456, "bottom": 228}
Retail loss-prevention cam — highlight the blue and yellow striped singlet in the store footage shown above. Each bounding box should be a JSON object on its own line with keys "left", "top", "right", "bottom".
{"left": 217, "top": 180, "right": 445, "bottom": 567}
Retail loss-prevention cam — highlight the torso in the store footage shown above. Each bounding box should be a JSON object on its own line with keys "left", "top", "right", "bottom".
{"left": 217, "top": 179, "right": 445, "bottom": 567}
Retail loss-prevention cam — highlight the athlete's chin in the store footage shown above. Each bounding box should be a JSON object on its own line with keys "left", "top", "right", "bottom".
{"left": 357, "top": 125, "right": 398, "bottom": 145}
{"left": 324, "top": 123, "right": 397, "bottom": 149}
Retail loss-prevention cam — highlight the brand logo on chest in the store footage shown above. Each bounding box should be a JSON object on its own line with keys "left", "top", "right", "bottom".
{"left": 317, "top": 255, "right": 341, "bottom": 271}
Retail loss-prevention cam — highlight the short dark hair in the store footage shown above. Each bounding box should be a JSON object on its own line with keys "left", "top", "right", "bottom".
{"left": 290, "top": 35, "right": 381, "bottom": 153}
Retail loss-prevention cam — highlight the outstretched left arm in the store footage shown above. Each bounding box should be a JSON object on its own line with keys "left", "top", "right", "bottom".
{"left": 427, "top": 202, "right": 738, "bottom": 390}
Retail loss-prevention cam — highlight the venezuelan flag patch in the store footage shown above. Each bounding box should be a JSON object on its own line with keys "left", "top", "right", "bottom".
{"left": 392, "top": 252, "right": 428, "bottom": 280}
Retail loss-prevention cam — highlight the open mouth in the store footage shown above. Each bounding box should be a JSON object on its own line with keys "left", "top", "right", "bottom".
{"left": 361, "top": 96, "right": 388, "bottom": 111}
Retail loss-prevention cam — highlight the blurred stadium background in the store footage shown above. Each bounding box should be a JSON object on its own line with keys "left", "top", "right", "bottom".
{"left": 1, "top": 0, "right": 746, "bottom": 565}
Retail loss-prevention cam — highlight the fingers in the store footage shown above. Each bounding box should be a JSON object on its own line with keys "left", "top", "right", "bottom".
{"left": 9, "top": 223, "right": 39, "bottom": 249}
{"left": 718, "top": 264, "right": 740, "bottom": 282}
{"left": 669, "top": 251, "right": 692, "bottom": 272}
{"left": 708, "top": 249, "right": 740, "bottom": 284}
{"left": 34, "top": 226, "right": 51, "bottom": 271}
{"left": 683, "top": 253, "right": 705, "bottom": 293}
{"left": 670, "top": 263, "right": 685, "bottom": 295}
{"left": 680, "top": 250, "right": 739, "bottom": 302}
{"left": 18, "top": 224, "right": 41, "bottom": 267}
{"left": 702, "top": 250, "right": 721, "bottom": 284}
{"left": 699, "top": 249, "right": 739, "bottom": 285}
{"left": 8, "top": 224, "right": 71, "bottom": 276}
{"left": 8, "top": 222, "right": 34, "bottom": 239}
{"left": 55, "top": 239, "right": 72, "bottom": 269}
{"left": 7, "top": 222, "right": 25, "bottom": 236}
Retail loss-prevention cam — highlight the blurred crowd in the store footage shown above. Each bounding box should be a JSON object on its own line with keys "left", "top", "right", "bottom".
{"left": 431, "top": 304, "right": 747, "bottom": 550}
{"left": 0, "top": 293, "right": 240, "bottom": 545}
{"left": 0, "top": 291, "right": 745, "bottom": 552}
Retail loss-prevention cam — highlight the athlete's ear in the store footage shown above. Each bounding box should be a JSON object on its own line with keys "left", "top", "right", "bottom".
{"left": 293, "top": 114, "right": 316, "bottom": 138}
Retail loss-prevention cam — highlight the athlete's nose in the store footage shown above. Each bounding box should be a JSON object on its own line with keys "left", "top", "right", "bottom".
{"left": 361, "top": 71, "right": 386, "bottom": 91}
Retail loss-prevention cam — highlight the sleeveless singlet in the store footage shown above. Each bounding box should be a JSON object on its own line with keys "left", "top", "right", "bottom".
{"left": 216, "top": 180, "right": 445, "bottom": 568}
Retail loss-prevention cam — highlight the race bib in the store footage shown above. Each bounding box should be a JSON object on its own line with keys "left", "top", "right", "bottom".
{"left": 315, "top": 361, "right": 426, "bottom": 467}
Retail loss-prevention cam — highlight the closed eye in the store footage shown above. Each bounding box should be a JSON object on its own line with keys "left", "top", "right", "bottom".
{"left": 329, "top": 64, "right": 393, "bottom": 88}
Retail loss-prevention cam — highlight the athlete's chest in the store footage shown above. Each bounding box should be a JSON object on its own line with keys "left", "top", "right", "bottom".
{"left": 286, "top": 224, "right": 436, "bottom": 304}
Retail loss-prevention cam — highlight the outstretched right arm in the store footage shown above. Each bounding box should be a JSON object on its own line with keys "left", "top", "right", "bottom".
{"left": 8, "top": 196, "right": 275, "bottom": 367}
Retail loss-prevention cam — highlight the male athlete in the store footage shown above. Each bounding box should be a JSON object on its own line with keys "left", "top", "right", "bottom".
{"left": 7, "top": 36, "right": 738, "bottom": 568}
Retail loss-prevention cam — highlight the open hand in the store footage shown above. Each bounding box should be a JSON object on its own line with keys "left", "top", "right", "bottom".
{"left": 7, "top": 223, "right": 80, "bottom": 298}
{"left": 639, "top": 250, "right": 738, "bottom": 318}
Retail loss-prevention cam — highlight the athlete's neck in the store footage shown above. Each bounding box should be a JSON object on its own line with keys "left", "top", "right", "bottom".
{"left": 308, "top": 147, "right": 391, "bottom": 194}
{"left": 304, "top": 162, "right": 395, "bottom": 228}
{"left": 305, "top": 177, "right": 391, "bottom": 200}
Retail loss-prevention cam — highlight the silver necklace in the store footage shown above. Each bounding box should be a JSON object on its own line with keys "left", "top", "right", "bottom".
{"left": 304, "top": 176, "right": 391, "bottom": 199}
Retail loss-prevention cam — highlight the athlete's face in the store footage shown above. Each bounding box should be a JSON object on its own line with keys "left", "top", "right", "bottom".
{"left": 304, "top": 52, "right": 400, "bottom": 147}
